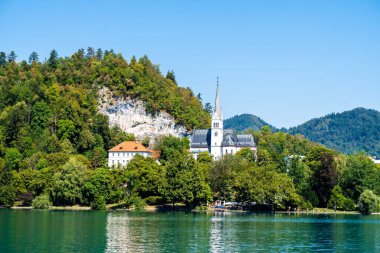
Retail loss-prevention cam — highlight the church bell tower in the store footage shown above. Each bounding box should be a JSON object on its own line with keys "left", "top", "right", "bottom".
{"left": 210, "top": 77, "right": 223, "bottom": 159}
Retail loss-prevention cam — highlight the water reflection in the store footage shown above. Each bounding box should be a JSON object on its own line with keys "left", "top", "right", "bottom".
{"left": 104, "top": 212, "right": 380, "bottom": 253}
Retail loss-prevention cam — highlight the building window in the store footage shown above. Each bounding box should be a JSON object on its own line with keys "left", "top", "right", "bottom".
{"left": 118, "top": 153, "right": 120, "bottom": 157}
{"left": 231, "top": 149, "right": 233, "bottom": 154}
{"left": 214, "top": 132, "right": 218, "bottom": 137}
{"left": 213, "top": 123, "right": 219, "bottom": 128}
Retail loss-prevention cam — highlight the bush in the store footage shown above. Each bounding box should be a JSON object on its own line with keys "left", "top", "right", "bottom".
{"left": 327, "top": 186, "right": 355, "bottom": 211}
{"left": 20, "top": 192, "right": 34, "bottom": 206}
{"left": 144, "top": 196, "right": 164, "bottom": 205}
{"left": 126, "top": 196, "right": 146, "bottom": 211}
{"left": 194, "top": 205, "right": 208, "bottom": 211}
{"left": 358, "top": 190, "right": 380, "bottom": 215}
{"left": 32, "top": 195, "right": 51, "bottom": 209}
{"left": 0, "top": 185, "right": 15, "bottom": 208}
{"left": 91, "top": 195, "right": 107, "bottom": 210}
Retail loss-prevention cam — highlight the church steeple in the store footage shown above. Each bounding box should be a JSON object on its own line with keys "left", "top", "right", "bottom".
{"left": 210, "top": 77, "right": 223, "bottom": 159}
{"left": 213, "top": 77, "right": 222, "bottom": 120}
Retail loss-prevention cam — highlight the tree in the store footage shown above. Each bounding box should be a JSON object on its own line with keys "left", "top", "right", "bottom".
{"left": 83, "top": 168, "right": 112, "bottom": 204}
{"left": 210, "top": 155, "right": 249, "bottom": 201}
{"left": 5, "top": 148, "right": 22, "bottom": 171}
{"left": 57, "top": 119, "right": 76, "bottom": 140}
{"left": 125, "top": 155, "right": 165, "bottom": 199}
{"left": 31, "top": 101, "right": 51, "bottom": 130}
{"left": 327, "top": 186, "right": 355, "bottom": 211}
{"left": 236, "top": 148, "right": 256, "bottom": 162}
{"left": 358, "top": 190, "right": 380, "bottom": 215}
{"left": 7, "top": 51, "right": 17, "bottom": 62}
{"left": 48, "top": 49, "right": 58, "bottom": 69}
{"left": 306, "top": 146, "right": 338, "bottom": 207}
{"left": 339, "top": 154, "right": 379, "bottom": 202}
{"left": 163, "top": 154, "right": 211, "bottom": 207}
{"left": 32, "top": 194, "right": 51, "bottom": 209}
{"left": 235, "top": 165, "right": 301, "bottom": 210}
{"left": 166, "top": 70, "right": 176, "bottom": 84}
{"left": 86, "top": 47, "right": 95, "bottom": 58}
{"left": 0, "top": 52, "right": 7, "bottom": 66}
{"left": 96, "top": 48, "right": 103, "bottom": 60}
{"left": 51, "top": 157, "right": 88, "bottom": 205}
{"left": 204, "top": 102, "right": 213, "bottom": 114}
{"left": 28, "top": 52, "right": 39, "bottom": 64}
{"left": 155, "top": 135, "right": 189, "bottom": 163}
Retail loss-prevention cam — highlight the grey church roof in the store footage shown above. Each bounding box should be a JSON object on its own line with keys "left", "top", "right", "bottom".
{"left": 190, "top": 129, "right": 255, "bottom": 149}
{"left": 190, "top": 129, "right": 211, "bottom": 149}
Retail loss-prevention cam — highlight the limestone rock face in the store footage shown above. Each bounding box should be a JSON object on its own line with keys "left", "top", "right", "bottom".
{"left": 98, "top": 88, "right": 188, "bottom": 142}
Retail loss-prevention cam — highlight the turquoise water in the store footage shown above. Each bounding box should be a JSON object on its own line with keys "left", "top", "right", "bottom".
{"left": 1, "top": 210, "right": 380, "bottom": 252}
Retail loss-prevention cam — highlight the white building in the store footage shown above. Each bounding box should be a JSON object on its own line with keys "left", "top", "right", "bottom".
{"left": 108, "top": 141, "right": 154, "bottom": 167}
{"left": 190, "top": 82, "right": 256, "bottom": 159}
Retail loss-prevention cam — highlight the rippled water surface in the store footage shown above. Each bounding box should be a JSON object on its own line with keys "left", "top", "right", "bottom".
{"left": 1, "top": 209, "right": 380, "bottom": 252}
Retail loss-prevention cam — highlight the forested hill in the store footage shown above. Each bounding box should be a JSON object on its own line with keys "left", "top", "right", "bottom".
{"left": 0, "top": 48, "right": 210, "bottom": 168}
{"left": 224, "top": 114, "right": 278, "bottom": 132}
{"left": 288, "top": 108, "right": 380, "bottom": 157}
{"left": 226, "top": 108, "right": 380, "bottom": 157}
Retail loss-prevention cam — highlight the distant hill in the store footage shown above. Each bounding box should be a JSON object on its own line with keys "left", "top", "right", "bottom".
{"left": 225, "top": 108, "right": 380, "bottom": 157}
{"left": 288, "top": 108, "right": 380, "bottom": 157}
{"left": 224, "top": 114, "right": 277, "bottom": 132}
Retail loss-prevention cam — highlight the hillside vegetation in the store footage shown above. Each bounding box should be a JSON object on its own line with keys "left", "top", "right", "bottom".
{"left": 288, "top": 108, "right": 380, "bottom": 157}
{"left": 225, "top": 108, "right": 380, "bottom": 157}
{"left": 224, "top": 114, "right": 277, "bottom": 132}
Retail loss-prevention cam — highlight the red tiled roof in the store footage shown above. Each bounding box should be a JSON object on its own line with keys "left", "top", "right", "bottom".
{"left": 109, "top": 141, "right": 152, "bottom": 153}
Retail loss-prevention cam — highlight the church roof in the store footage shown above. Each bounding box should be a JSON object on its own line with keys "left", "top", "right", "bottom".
{"left": 190, "top": 129, "right": 211, "bottom": 148}
{"left": 190, "top": 129, "right": 256, "bottom": 148}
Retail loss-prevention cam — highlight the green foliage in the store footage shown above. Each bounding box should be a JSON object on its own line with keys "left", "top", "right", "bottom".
{"left": 155, "top": 135, "right": 189, "bottom": 163}
{"left": 32, "top": 194, "right": 51, "bottom": 209}
{"left": 126, "top": 196, "right": 146, "bottom": 211}
{"left": 91, "top": 195, "right": 107, "bottom": 210}
{"left": 289, "top": 108, "right": 380, "bottom": 157}
{"left": 358, "top": 190, "right": 380, "bottom": 215}
{"left": 305, "top": 146, "right": 338, "bottom": 207}
{"left": 327, "top": 186, "right": 355, "bottom": 211}
{"left": 51, "top": 157, "right": 88, "bottom": 206}
{"left": 339, "top": 153, "right": 380, "bottom": 202}
{"left": 5, "top": 148, "right": 22, "bottom": 171}
{"left": 224, "top": 114, "right": 277, "bottom": 132}
{"left": 163, "top": 153, "right": 212, "bottom": 207}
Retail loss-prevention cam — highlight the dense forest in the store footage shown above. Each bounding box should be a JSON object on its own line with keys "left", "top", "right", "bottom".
{"left": 225, "top": 108, "right": 380, "bottom": 157}
{"left": 288, "top": 108, "right": 380, "bottom": 157}
{"left": 224, "top": 114, "right": 277, "bottom": 132}
{"left": 1, "top": 49, "right": 380, "bottom": 214}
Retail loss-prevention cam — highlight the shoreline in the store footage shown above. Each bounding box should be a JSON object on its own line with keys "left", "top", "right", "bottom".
{"left": 7, "top": 205, "right": 378, "bottom": 215}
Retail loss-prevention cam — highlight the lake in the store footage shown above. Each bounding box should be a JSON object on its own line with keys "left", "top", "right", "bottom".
{"left": 0, "top": 209, "right": 379, "bottom": 252}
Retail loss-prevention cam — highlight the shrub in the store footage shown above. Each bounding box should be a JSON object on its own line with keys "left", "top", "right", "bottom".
{"left": 32, "top": 195, "right": 51, "bottom": 209}
{"left": 327, "top": 186, "right": 355, "bottom": 211}
{"left": 0, "top": 185, "right": 15, "bottom": 208}
{"left": 20, "top": 192, "right": 34, "bottom": 206}
{"left": 358, "top": 190, "right": 380, "bottom": 215}
{"left": 91, "top": 195, "right": 107, "bottom": 210}
{"left": 127, "top": 196, "right": 146, "bottom": 211}
{"left": 144, "top": 196, "right": 164, "bottom": 205}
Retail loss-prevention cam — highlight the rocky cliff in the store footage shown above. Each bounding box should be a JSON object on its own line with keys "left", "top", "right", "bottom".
{"left": 98, "top": 88, "right": 188, "bottom": 142}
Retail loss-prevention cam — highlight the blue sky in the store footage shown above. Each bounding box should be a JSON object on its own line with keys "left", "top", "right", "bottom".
{"left": 1, "top": 0, "right": 379, "bottom": 128}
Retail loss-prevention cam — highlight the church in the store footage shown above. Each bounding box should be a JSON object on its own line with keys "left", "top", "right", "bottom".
{"left": 190, "top": 82, "right": 256, "bottom": 159}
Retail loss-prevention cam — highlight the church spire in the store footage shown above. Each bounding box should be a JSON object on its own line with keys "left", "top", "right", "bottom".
{"left": 214, "top": 76, "right": 222, "bottom": 119}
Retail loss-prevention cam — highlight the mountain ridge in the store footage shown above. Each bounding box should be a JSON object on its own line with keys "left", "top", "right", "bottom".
{"left": 224, "top": 107, "right": 380, "bottom": 156}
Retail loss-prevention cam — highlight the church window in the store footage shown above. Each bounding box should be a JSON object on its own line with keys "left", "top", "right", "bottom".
{"left": 213, "top": 123, "right": 219, "bottom": 128}
{"left": 215, "top": 132, "right": 218, "bottom": 137}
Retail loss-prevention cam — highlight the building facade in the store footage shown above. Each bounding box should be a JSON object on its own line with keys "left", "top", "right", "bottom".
{"left": 108, "top": 141, "right": 153, "bottom": 167}
{"left": 190, "top": 83, "right": 256, "bottom": 159}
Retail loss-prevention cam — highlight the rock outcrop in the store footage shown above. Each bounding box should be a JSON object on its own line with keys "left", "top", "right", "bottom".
{"left": 98, "top": 88, "right": 188, "bottom": 142}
